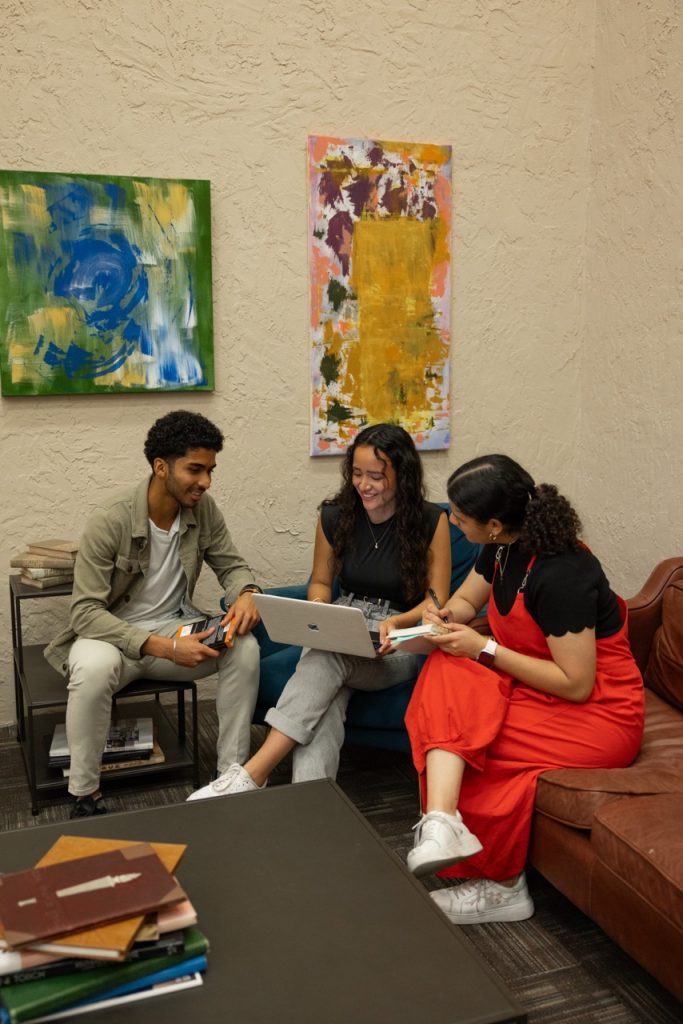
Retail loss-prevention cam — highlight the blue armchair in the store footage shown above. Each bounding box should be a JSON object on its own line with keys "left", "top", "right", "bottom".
{"left": 250, "top": 506, "right": 481, "bottom": 754}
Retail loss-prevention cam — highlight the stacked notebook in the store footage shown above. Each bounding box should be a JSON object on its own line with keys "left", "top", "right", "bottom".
{"left": 0, "top": 836, "right": 207, "bottom": 1022}
{"left": 10, "top": 540, "right": 78, "bottom": 590}
{"left": 48, "top": 719, "right": 155, "bottom": 771}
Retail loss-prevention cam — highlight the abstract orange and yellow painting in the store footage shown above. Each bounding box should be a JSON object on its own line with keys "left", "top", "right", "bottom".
{"left": 308, "top": 135, "right": 451, "bottom": 455}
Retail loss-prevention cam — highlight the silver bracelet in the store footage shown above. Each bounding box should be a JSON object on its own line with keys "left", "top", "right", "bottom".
{"left": 172, "top": 637, "right": 177, "bottom": 663}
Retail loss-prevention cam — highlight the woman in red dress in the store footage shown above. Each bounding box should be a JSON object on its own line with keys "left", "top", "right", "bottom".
{"left": 404, "top": 454, "right": 644, "bottom": 925}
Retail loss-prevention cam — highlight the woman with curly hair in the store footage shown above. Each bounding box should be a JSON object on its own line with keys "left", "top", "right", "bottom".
{"left": 190, "top": 422, "right": 451, "bottom": 799}
{"left": 404, "top": 454, "right": 644, "bottom": 924}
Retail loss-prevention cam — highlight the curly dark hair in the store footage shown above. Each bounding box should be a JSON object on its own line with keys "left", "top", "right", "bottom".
{"left": 447, "top": 454, "right": 582, "bottom": 555}
{"left": 322, "top": 423, "right": 430, "bottom": 604}
{"left": 144, "top": 410, "right": 224, "bottom": 466}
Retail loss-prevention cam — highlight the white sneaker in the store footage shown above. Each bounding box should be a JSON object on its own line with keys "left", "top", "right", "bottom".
{"left": 186, "top": 763, "right": 265, "bottom": 801}
{"left": 406, "top": 810, "right": 483, "bottom": 876}
{"left": 431, "top": 874, "right": 534, "bottom": 924}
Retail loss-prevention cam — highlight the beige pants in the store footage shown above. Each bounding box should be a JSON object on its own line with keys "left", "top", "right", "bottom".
{"left": 66, "top": 619, "right": 259, "bottom": 796}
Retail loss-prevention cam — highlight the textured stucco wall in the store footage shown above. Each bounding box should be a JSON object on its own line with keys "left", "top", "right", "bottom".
{"left": 0, "top": 0, "right": 677, "bottom": 726}
{"left": 580, "top": 0, "right": 683, "bottom": 587}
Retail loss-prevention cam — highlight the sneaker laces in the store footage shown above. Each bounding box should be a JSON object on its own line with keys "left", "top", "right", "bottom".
{"left": 210, "top": 764, "right": 244, "bottom": 793}
{"left": 413, "top": 811, "right": 463, "bottom": 843}
{"left": 451, "top": 878, "right": 515, "bottom": 912}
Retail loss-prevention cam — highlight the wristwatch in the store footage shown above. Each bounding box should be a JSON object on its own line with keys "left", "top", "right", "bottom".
{"left": 477, "top": 638, "right": 498, "bottom": 667}
{"left": 239, "top": 584, "right": 263, "bottom": 597}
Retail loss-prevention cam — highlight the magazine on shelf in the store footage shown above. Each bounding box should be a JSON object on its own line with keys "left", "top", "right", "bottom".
{"left": 48, "top": 720, "right": 153, "bottom": 769}
{"left": 61, "top": 741, "right": 165, "bottom": 778}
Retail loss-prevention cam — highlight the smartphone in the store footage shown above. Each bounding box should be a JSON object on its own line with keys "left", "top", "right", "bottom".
{"left": 176, "top": 616, "right": 235, "bottom": 650}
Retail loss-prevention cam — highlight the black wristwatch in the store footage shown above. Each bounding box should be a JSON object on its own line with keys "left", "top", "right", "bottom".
{"left": 239, "top": 584, "right": 263, "bottom": 597}
{"left": 476, "top": 638, "right": 498, "bottom": 667}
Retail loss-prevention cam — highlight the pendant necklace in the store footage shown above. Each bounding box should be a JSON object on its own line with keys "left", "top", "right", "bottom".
{"left": 495, "top": 544, "right": 511, "bottom": 579}
{"left": 366, "top": 513, "right": 393, "bottom": 550}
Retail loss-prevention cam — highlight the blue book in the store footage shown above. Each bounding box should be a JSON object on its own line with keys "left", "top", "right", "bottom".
{"left": 69, "top": 955, "right": 207, "bottom": 1007}
{"left": 10, "top": 956, "right": 207, "bottom": 1022}
{"left": 0, "top": 927, "right": 208, "bottom": 1024}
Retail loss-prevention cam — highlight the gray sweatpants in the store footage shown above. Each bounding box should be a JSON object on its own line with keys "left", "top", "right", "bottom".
{"left": 66, "top": 618, "right": 260, "bottom": 796}
{"left": 265, "top": 597, "right": 419, "bottom": 782}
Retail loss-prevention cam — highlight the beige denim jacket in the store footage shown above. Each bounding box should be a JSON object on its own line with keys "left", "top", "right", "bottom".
{"left": 44, "top": 476, "right": 256, "bottom": 676}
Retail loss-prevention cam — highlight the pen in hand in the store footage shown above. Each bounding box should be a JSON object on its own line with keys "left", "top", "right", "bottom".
{"left": 427, "top": 588, "right": 449, "bottom": 624}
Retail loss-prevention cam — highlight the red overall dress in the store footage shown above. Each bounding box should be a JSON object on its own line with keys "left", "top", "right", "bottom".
{"left": 404, "top": 555, "right": 645, "bottom": 881}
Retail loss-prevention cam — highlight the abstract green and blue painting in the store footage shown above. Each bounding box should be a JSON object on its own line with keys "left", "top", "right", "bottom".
{"left": 0, "top": 169, "right": 214, "bottom": 395}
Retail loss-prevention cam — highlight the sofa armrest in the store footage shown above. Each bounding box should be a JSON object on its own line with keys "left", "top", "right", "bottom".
{"left": 626, "top": 558, "right": 683, "bottom": 674}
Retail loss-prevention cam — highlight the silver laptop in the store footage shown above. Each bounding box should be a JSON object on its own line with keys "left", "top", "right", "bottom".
{"left": 253, "top": 594, "right": 381, "bottom": 659}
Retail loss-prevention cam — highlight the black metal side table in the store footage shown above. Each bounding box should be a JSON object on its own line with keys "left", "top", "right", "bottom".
{"left": 9, "top": 575, "right": 200, "bottom": 813}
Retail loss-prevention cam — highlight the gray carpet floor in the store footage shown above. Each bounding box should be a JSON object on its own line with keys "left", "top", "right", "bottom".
{"left": 0, "top": 708, "right": 680, "bottom": 1023}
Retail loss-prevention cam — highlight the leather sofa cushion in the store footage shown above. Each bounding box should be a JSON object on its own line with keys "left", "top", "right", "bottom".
{"left": 645, "top": 580, "right": 683, "bottom": 711}
{"left": 535, "top": 689, "right": 683, "bottom": 829}
{"left": 591, "top": 794, "right": 683, "bottom": 932}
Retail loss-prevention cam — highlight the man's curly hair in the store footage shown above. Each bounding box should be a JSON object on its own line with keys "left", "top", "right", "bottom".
{"left": 144, "top": 410, "right": 224, "bottom": 466}
{"left": 447, "top": 454, "right": 582, "bottom": 555}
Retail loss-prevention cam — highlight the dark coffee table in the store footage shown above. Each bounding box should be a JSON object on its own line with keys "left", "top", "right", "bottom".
{"left": 0, "top": 780, "right": 526, "bottom": 1023}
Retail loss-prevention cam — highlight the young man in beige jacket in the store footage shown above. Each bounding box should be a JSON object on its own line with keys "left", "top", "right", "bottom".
{"left": 46, "top": 410, "right": 262, "bottom": 817}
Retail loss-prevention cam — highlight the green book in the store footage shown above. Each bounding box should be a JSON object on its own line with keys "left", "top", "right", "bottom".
{"left": 0, "top": 927, "right": 208, "bottom": 1023}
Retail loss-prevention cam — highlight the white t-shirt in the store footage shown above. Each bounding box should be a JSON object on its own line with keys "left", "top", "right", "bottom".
{"left": 119, "top": 514, "right": 187, "bottom": 628}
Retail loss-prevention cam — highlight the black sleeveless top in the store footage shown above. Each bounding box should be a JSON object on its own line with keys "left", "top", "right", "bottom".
{"left": 321, "top": 502, "right": 444, "bottom": 612}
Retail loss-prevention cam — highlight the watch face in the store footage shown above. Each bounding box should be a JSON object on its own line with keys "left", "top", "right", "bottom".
{"left": 478, "top": 649, "right": 495, "bottom": 667}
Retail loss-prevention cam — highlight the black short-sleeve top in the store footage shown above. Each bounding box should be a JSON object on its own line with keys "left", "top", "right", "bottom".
{"left": 320, "top": 501, "right": 445, "bottom": 612}
{"left": 475, "top": 543, "right": 623, "bottom": 638}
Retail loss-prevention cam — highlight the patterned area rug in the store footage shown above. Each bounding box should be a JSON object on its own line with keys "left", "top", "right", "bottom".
{"left": 0, "top": 710, "right": 679, "bottom": 1022}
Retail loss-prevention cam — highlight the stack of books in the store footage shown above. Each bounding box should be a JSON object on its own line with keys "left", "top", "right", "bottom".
{"left": 10, "top": 540, "right": 78, "bottom": 590}
{"left": 48, "top": 719, "right": 160, "bottom": 775}
{"left": 0, "top": 836, "right": 208, "bottom": 1022}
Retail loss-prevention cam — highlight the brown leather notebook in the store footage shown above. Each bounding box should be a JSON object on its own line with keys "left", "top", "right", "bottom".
{"left": 0, "top": 837, "right": 186, "bottom": 961}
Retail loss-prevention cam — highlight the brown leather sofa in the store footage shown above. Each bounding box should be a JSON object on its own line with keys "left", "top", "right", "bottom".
{"left": 527, "top": 558, "right": 683, "bottom": 1001}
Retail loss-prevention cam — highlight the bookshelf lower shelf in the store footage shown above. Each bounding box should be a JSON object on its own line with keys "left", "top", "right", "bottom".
{"left": 10, "top": 577, "right": 200, "bottom": 813}
{"left": 24, "top": 702, "right": 196, "bottom": 796}
{"left": 35, "top": 704, "right": 192, "bottom": 782}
